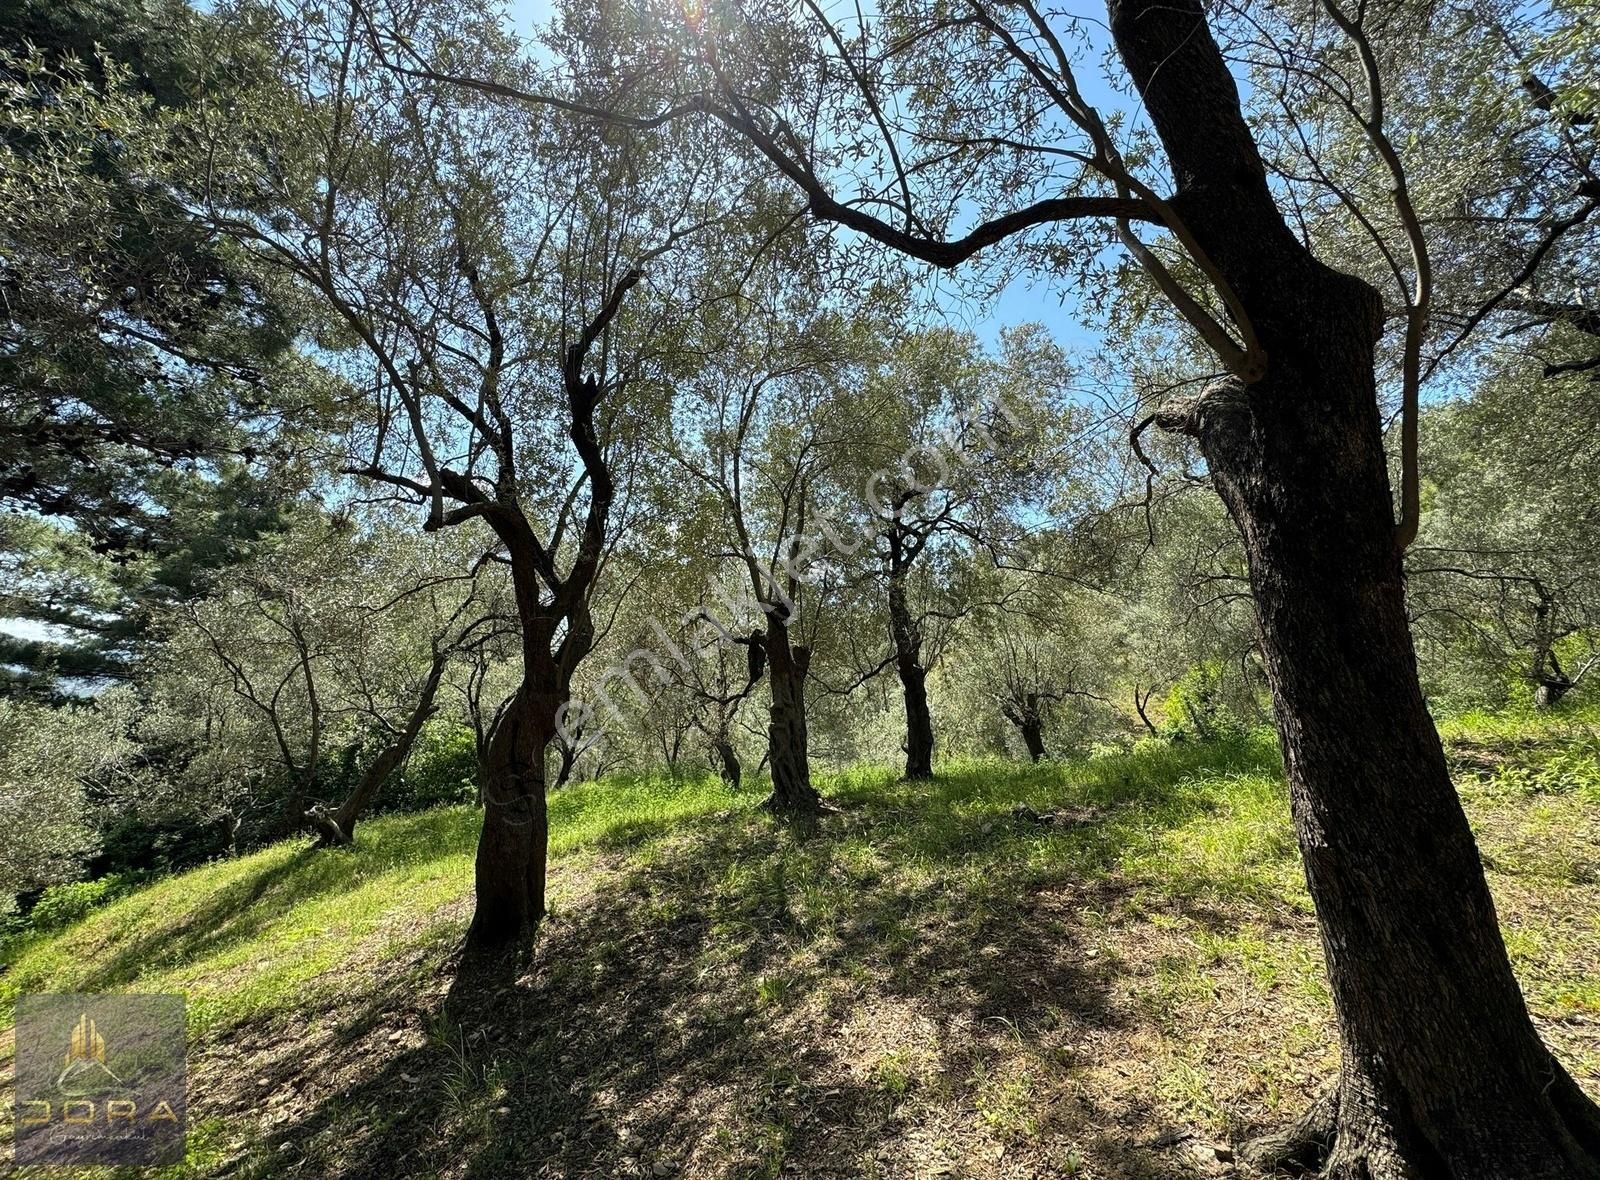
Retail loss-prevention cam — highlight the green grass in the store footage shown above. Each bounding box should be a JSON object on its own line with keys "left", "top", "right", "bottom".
{"left": 547, "top": 770, "right": 754, "bottom": 856}
{"left": 1437, "top": 698, "right": 1600, "bottom": 748}
{"left": 0, "top": 773, "right": 759, "bottom": 1038}
{"left": 1, "top": 807, "right": 478, "bottom": 1036}
{"left": 2, "top": 715, "right": 1596, "bottom": 1179}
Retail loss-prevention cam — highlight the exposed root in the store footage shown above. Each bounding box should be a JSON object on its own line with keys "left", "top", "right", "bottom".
{"left": 307, "top": 805, "right": 351, "bottom": 848}
{"left": 757, "top": 790, "right": 833, "bottom": 819}
{"left": 1239, "top": 1081, "right": 1338, "bottom": 1174}
{"left": 1239, "top": 1067, "right": 1600, "bottom": 1179}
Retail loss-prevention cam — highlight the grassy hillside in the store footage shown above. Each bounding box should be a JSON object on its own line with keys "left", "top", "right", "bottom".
{"left": 4, "top": 713, "right": 1599, "bottom": 1179}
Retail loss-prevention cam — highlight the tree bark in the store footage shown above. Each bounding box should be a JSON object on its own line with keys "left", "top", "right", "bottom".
{"left": 1175, "top": 369, "right": 1600, "bottom": 1177}
{"left": 1534, "top": 676, "right": 1571, "bottom": 710}
{"left": 1532, "top": 632, "right": 1571, "bottom": 710}
{"left": 713, "top": 738, "right": 741, "bottom": 788}
{"left": 280, "top": 779, "right": 311, "bottom": 833}
{"left": 458, "top": 275, "right": 619, "bottom": 952}
{"left": 553, "top": 738, "right": 578, "bottom": 787}
{"left": 900, "top": 663, "right": 936, "bottom": 778}
{"left": 1134, "top": 683, "right": 1162, "bottom": 737}
{"left": 312, "top": 657, "right": 446, "bottom": 848}
{"left": 761, "top": 620, "right": 824, "bottom": 815}
{"left": 1114, "top": 0, "right": 1600, "bottom": 1170}
{"left": 466, "top": 682, "right": 554, "bottom": 948}
{"left": 888, "top": 576, "right": 935, "bottom": 780}
{"left": 1002, "top": 696, "right": 1047, "bottom": 762}
{"left": 1019, "top": 718, "right": 1046, "bottom": 764}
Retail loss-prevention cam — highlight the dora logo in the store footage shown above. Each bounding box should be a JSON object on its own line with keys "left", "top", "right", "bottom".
{"left": 13, "top": 994, "right": 187, "bottom": 1166}
{"left": 18, "top": 1096, "right": 180, "bottom": 1127}
{"left": 60, "top": 1013, "right": 123, "bottom": 1089}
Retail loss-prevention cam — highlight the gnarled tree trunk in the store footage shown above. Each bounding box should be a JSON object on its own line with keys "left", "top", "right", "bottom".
{"left": 1174, "top": 366, "right": 1600, "bottom": 1178}
{"left": 1117, "top": 0, "right": 1600, "bottom": 1170}
{"left": 467, "top": 681, "right": 555, "bottom": 948}
{"left": 1002, "top": 695, "right": 1048, "bottom": 763}
{"left": 1018, "top": 717, "right": 1045, "bottom": 763}
{"left": 1529, "top": 594, "right": 1573, "bottom": 710}
{"left": 888, "top": 576, "right": 935, "bottom": 780}
{"left": 458, "top": 270, "right": 625, "bottom": 954}
{"left": 762, "top": 620, "right": 824, "bottom": 814}
{"left": 713, "top": 738, "right": 741, "bottom": 788}
{"left": 553, "top": 737, "right": 578, "bottom": 787}
{"left": 900, "top": 663, "right": 936, "bottom": 778}
{"left": 1534, "top": 675, "right": 1572, "bottom": 710}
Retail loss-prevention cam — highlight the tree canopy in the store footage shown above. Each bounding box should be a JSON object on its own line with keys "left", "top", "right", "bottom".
{"left": 5, "top": 0, "right": 1600, "bottom": 1175}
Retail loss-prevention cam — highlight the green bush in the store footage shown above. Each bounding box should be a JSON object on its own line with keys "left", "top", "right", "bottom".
{"left": 387, "top": 722, "right": 479, "bottom": 813}
{"left": 27, "top": 876, "right": 131, "bottom": 933}
{"left": 1161, "top": 662, "right": 1247, "bottom": 743}
{"left": 94, "top": 813, "right": 232, "bottom": 878}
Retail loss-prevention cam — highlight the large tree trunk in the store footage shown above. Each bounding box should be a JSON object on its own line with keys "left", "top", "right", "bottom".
{"left": 313, "top": 659, "right": 446, "bottom": 848}
{"left": 1114, "top": 0, "right": 1600, "bottom": 1171}
{"left": 1182, "top": 365, "right": 1600, "bottom": 1179}
{"left": 761, "top": 621, "right": 824, "bottom": 815}
{"left": 888, "top": 577, "right": 935, "bottom": 780}
{"left": 466, "top": 681, "right": 554, "bottom": 949}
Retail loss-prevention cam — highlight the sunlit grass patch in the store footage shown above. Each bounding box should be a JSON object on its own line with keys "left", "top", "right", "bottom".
{"left": 1437, "top": 699, "right": 1600, "bottom": 748}
{"left": 1, "top": 774, "right": 748, "bottom": 1037}
{"left": 1, "top": 806, "right": 483, "bottom": 1034}
{"left": 0, "top": 714, "right": 1594, "bottom": 1180}
{"left": 548, "top": 769, "right": 759, "bottom": 855}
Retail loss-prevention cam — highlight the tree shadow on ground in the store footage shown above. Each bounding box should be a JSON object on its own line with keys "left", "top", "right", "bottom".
{"left": 48, "top": 810, "right": 485, "bottom": 998}
{"left": 212, "top": 763, "right": 1293, "bottom": 1180}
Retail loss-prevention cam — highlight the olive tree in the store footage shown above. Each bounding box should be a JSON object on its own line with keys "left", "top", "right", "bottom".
{"left": 202, "top": 0, "right": 777, "bottom": 945}
{"left": 397, "top": 0, "right": 1600, "bottom": 1165}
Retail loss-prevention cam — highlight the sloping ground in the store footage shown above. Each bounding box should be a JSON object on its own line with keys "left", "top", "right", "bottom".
{"left": 3, "top": 717, "right": 1598, "bottom": 1180}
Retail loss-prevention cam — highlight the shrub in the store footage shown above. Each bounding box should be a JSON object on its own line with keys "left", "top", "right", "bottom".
{"left": 26, "top": 876, "right": 131, "bottom": 933}
{"left": 94, "top": 813, "right": 233, "bottom": 879}
{"left": 388, "top": 722, "right": 479, "bottom": 812}
{"left": 1161, "top": 662, "right": 1247, "bottom": 743}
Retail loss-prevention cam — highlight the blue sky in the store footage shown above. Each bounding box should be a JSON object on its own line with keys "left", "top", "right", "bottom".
{"left": 932, "top": 271, "right": 1105, "bottom": 352}
{"left": 499, "top": 0, "right": 1133, "bottom": 354}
